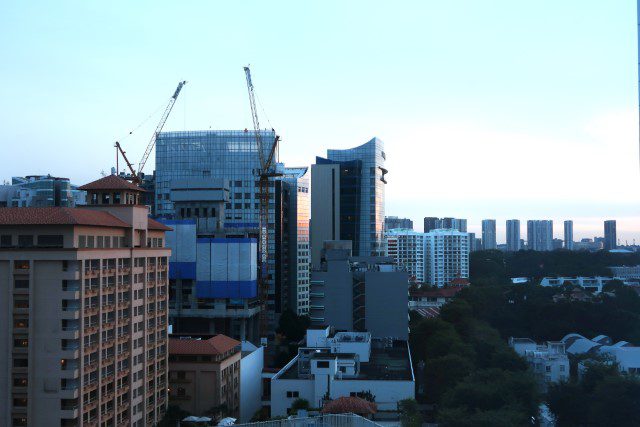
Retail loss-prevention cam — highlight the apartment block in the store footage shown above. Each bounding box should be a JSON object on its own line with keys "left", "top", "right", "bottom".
{"left": 168, "top": 335, "right": 241, "bottom": 418}
{"left": 309, "top": 241, "right": 408, "bottom": 339}
{"left": 386, "top": 229, "right": 426, "bottom": 283}
{"left": 0, "top": 175, "right": 171, "bottom": 427}
{"left": 424, "top": 229, "right": 470, "bottom": 288}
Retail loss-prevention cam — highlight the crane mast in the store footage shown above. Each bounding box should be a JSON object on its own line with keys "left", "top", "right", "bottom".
{"left": 244, "top": 66, "right": 281, "bottom": 340}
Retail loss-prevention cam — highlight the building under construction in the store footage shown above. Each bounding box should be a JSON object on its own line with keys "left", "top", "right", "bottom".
{"left": 155, "top": 130, "right": 310, "bottom": 342}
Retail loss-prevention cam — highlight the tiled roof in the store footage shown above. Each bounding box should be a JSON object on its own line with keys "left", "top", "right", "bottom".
{"left": 78, "top": 175, "right": 144, "bottom": 192}
{"left": 321, "top": 397, "right": 377, "bottom": 415}
{"left": 148, "top": 218, "right": 172, "bottom": 231}
{"left": 169, "top": 335, "right": 241, "bottom": 356}
{"left": 0, "top": 207, "right": 131, "bottom": 228}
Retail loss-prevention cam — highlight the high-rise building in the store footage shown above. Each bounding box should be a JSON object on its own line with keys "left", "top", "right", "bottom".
{"left": 481, "top": 219, "right": 497, "bottom": 250}
{"left": 604, "top": 220, "right": 617, "bottom": 250}
{"left": 309, "top": 241, "right": 408, "bottom": 339}
{"left": 280, "top": 167, "right": 311, "bottom": 315}
{"left": 0, "top": 175, "right": 171, "bottom": 427}
{"left": 468, "top": 232, "right": 480, "bottom": 252}
{"left": 386, "top": 229, "right": 426, "bottom": 283}
{"left": 527, "top": 220, "right": 554, "bottom": 251}
{"left": 385, "top": 216, "right": 413, "bottom": 231}
{"left": 423, "top": 217, "right": 439, "bottom": 233}
{"left": 424, "top": 229, "right": 470, "bottom": 287}
{"left": 155, "top": 130, "right": 305, "bottom": 335}
{"left": 0, "top": 175, "right": 86, "bottom": 208}
{"left": 506, "top": 219, "right": 521, "bottom": 252}
{"left": 423, "top": 217, "right": 466, "bottom": 232}
{"left": 310, "top": 138, "right": 387, "bottom": 266}
{"left": 564, "top": 220, "right": 574, "bottom": 250}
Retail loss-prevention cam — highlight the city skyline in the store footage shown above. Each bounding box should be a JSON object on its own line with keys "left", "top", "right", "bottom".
{"left": 0, "top": 1, "right": 638, "bottom": 243}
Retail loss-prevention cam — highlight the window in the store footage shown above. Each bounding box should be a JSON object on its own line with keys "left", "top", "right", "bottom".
{"left": 14, "top": 260, "right": 29, "bottom": 270}
{"left": 17, "top": 235, "right": 33, "bottom": 248}
{"left": 316, "top": 361, "right": 329, "bottom": 368}
{"left": 545, "top": 365, "right": 551, "bottom": 372}
{"left": 14, "top": 280, "right": 29, "bottom": 289}
{"left": 286, "top": 391, "right": 299, "bottom": 398}
{"left": 13, "top": 358, "right": 28, "bottom": 367}
{"left": 114, "top": 192, "right": 121, "bottom": 204}
{"left": 37, "top": 235, "right": 63, "bottom": 248}
{"left": 0, "top": 235, "right": 12, "bottom": 247}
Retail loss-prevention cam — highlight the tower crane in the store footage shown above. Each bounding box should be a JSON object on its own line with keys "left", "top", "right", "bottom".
{"left": 115, "top": 80, "right": 186, "bottom": 184}
{"left": 243, "top": 66, "right": 281, "bottom": 340}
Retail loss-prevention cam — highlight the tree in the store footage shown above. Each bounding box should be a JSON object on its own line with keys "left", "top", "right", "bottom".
{"left": 276, "top": 309, "right": 311, "bottom": 342}
{"left": 398, "top": 399, "right": 422, "bottom": 427}
{"left": 290, "top": 398, "right": 310, "bottom": 413}
{"left": 158, "top": 405, "right": 189, "bottom": 427}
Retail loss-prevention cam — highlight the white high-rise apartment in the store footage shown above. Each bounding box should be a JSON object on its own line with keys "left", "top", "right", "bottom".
{"left": 506, "top": 220, "right": 521, "bottom": 252}
{"left": 564, "top": 221, "right": 574, "bottom": 250}
{"left": 425, "top": 229, "right": 470, "bottom": 287}
{"left": 386, "top": 229, "right": 426, "bottom": 283}
{"left": 481, "top": 219, "right": 497, "bottom": 250}
{"left": 527, "top": 220, "right": 554, "bottom": 251}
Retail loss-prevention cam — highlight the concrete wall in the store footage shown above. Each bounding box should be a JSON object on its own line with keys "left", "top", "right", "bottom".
{"left": 365, "top": 271, "right": 408, "bottom": 339}
{"left": 311, "top": 264, "right": 353, "bottom": 329}
{"left": 270, "top": 378, "right": 315, "bottom": 417}
{"left": 310, "top": 164, "right": 340, "bottom": 267}
{"left": 240, "top": 343, "right": 264, "bottom": 422}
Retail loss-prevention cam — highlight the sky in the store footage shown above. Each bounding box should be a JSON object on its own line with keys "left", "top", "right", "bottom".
{"left": 0, "top": 1, "right": 638, "bottom": 243}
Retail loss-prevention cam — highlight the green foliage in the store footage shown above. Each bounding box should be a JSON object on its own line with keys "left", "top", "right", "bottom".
{"left": 291, "top": 398, "right": 310, "bottom": 412}
{"left": 158, "top": 405, "right": 190, "bottom": 427}
{"left": 276, "top": 309, "right": 311, "bottom": 342}
{"left": 398, "top": 399, "right": 422, "bottom": 427}
{"left": 547, "top": 363, "right": 640, "bottom": 427}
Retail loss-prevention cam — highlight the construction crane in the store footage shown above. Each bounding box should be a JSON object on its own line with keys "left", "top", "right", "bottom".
{"left": 115, "top": 80, "right": 186, "bottom": 184}
{"left": 243, "top": 65, "right": 281, "bottom": 341}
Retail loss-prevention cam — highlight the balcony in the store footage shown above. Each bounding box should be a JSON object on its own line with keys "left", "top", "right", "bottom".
{"left": 84, "top": 341, "right": 98, "bottom": 354}
{"left": 157, "top": 292, "right": 167, "bottom": 302}
{"left": 101, "top": 356, "right": 115, "bottom": 368}
{"left": 102, "top": 388, "right": 115, "bottom": 400}
{"left": 117, "top": 367, "right": 130, "bottom": 379}
{"left": 60, "top": 385, "right": 79, "bottom": 399}
{"left": 84, "top": 284, "right": 99, "bottom": 297}
{"left": 118, "top": 266, "right": 131, "bottom": 275}
{"left": 84, "top": 360, "right": 98, "bottom": 373}
{"left": 117, "top": 419, "right": 130, "bottom": 427}
{"left": 60, "top": 405, "right": 79, "bottom": 419}
{"left": 84, "top": 322, "right": 98, "bottom": 334}
{"left": 102, "top": 319, "right": 115, "bottom": 330}
{"left": 147, "top": 265, "right": 156, "bottom": 273}
{"left": 83, "top": 378, "right": 98, "bottom": 392}
{"left": 102, "top": 284, "right": 115, "bottom": 295}
{"left": 158, "top": 264, "right": 167, "bottom": 272}
{"left": 117, "top": 349, "right": 130, "bottom": 360}
{"left": 84, "top": 268, "right": 99, "bottom": 278}
{"left": 61, "top": 326, "right": 80, "bottom": 340}
{"left": 117, "top": 282, "right": 131, "bottom": 292}
{"left": 147, "top": 279, "right": 156, "bottom": 287}
{"left": 83, "top": 304, "right": 99, "bottom": 316}
{"left": 83, "top": 397, "right": 98, "bottom": 412}
{"left": 117, "top": 333, "right": 129, "bottom": 344}
{"left": 102, "top": 267, "right": 116, "bottom": 276}
{"left": 147, "top": 294, "right": 156, "bottom": 303}
{"left": 61, "top": 346, "right": 80, "bottom": 359}
{"left": 116, "top": 384, "right": 130, "bottom": 397}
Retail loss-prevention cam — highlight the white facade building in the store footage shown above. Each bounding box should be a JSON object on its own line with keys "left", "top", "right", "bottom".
{"left": 609, "top": 265, "right": 640, "bottom": 279}
{"left": 386, "top": 229, "right": 426, "bottom": 283}
{"left": 240, "top": 341, "right": 264, "bottom": 423}
{"left": 510, "top": 338, "right": 570, "bottom": 387}
{"left": 539, "top": 276, "right": 640, "bottom": 293}
{"left": 270, "top": 327, "right": 414, "bottom": 417}
{"left": 527, "top": 220, "right": 554, "bottom": 251}
{"left": 425, "top": 229, "right": 470, "bottom": 287}
{"left": 561, "top": 334, "right": 640, "bottom": 375}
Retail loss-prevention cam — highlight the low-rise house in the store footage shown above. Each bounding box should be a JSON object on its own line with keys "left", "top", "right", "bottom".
{"left": 561, "top": 334, "right": 640, "bottom": 375}
{"left": 540, "top": 276, "right": 640, "bottom": 293}
{"left": 168, "top": 335, "right": 242, "bottom": 418}
{"left": 409, "top": 287, "right": 462, "bottom": 310}
{"left": 509, "top": 338, "right": 570, "bottom": 388}
{"left": 270, "top": 326, "right": 415, "bottom": 417}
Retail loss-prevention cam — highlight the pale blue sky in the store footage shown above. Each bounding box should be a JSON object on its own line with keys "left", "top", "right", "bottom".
{"left": 1, "top": 1, "right": 638, "bottom": 243}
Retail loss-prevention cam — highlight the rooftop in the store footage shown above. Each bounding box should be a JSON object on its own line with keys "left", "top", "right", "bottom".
{"left": 278, "top": 341, "right": 412, "bottom": 381}
{"left": 0, "top": 207, "right": 131, "bottom": 228}
{"left": 78, "top": 174, "right": 144, "bottom": 192}
{"left": 169, "top": 334, "right": 241, "bottom": 356}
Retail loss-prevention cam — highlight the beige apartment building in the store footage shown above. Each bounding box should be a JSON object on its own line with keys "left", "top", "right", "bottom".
{"left": 168, "top": 335, "right": 241, "bottom": 418}
{"left": 0, "top": 175, "right": 171, "bottom": 427}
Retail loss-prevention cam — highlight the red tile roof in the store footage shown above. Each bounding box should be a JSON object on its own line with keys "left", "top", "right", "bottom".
{"left": 450, "top": 277, "right": 471, "bottom": 286}
{"left": 78, "top": 175, "right": 144, "bottom": 192}
{"left": 321, "top": 397, "right": 377, "bottom": 415}
{"left": 148, "top": 218, "right": 173, "bottom": 231}
{"left": 0, "top": 207, "right": 131, "bottom": 228}
{"left": 169, "top": 335, "right": 241, "bottom": 356}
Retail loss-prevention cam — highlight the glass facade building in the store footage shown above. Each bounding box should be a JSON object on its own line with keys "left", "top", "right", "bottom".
{"left": 0, "top": 175, "right": 86, "bottom": 207}
{"left": 311, "top": 138, "right": 387, "bottom": 262}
